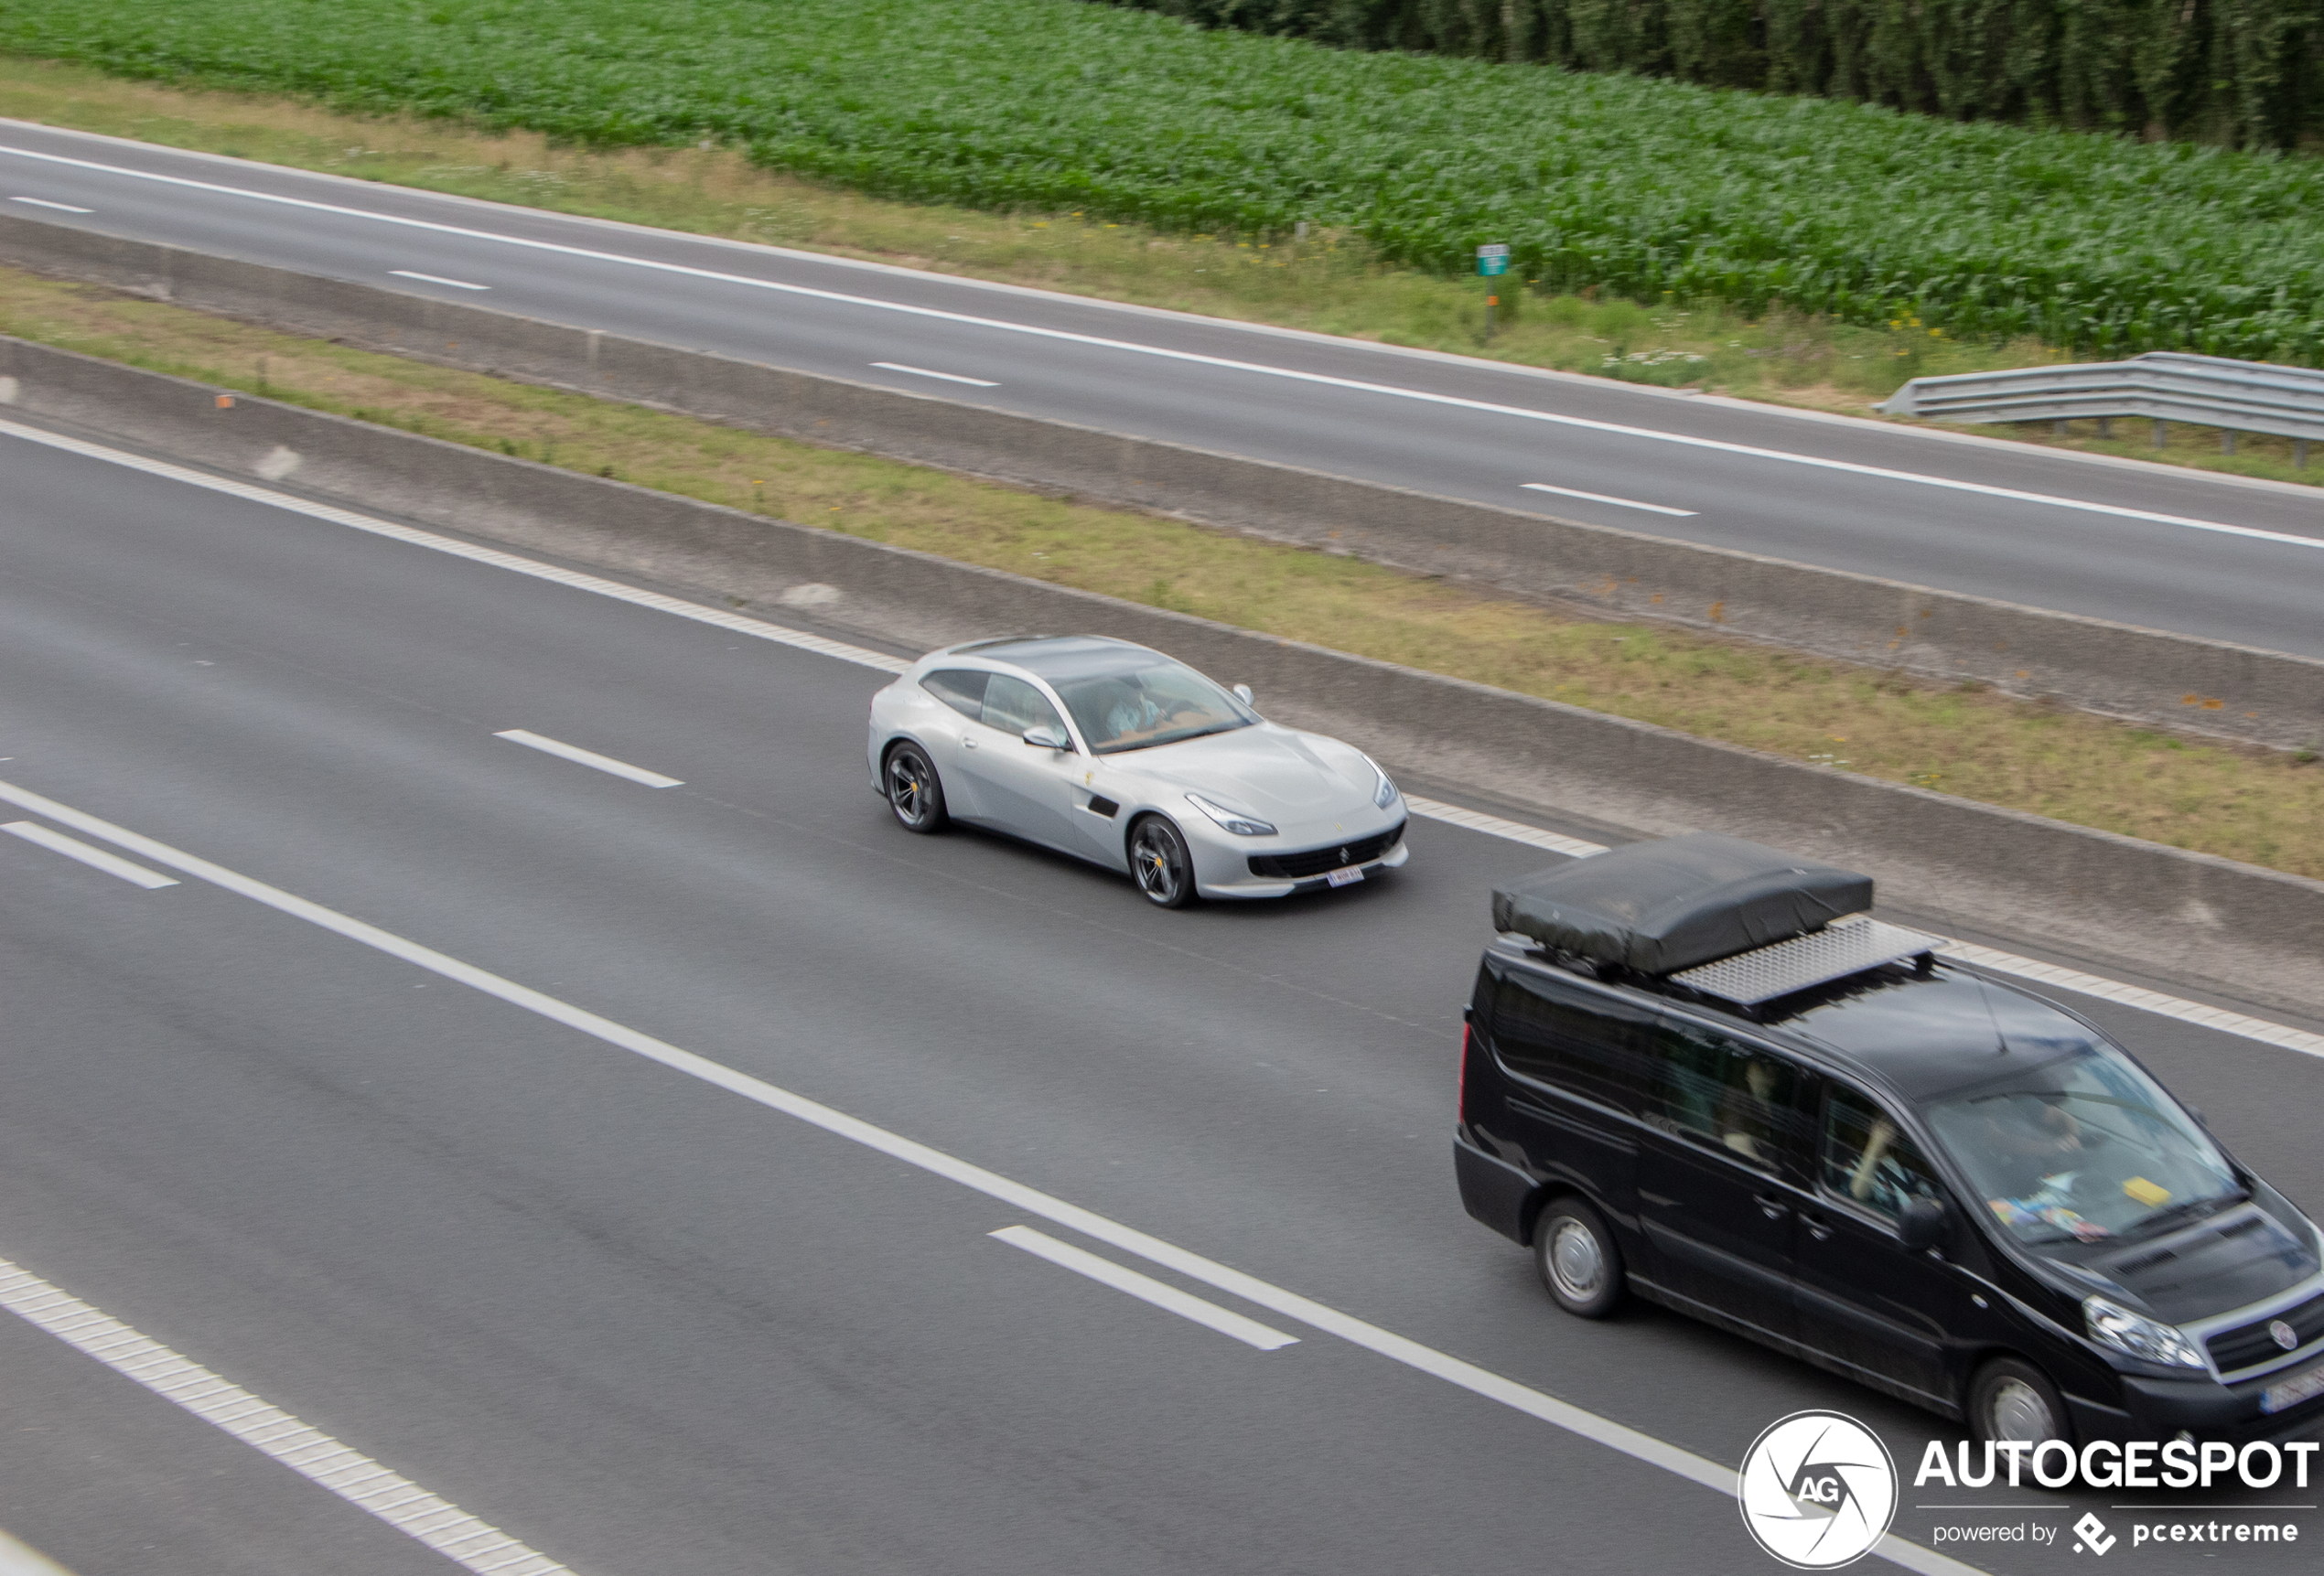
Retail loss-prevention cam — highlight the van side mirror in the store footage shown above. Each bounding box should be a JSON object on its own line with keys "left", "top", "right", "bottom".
{"left": 1232, "top": 684, "right": 1254, "bottom": 706}
{"left": 1899, "top": 1196, "right": 1948, "bottom": 1253}
{"left": 1022, "top": 725, "right": 1069, "bottom": 750}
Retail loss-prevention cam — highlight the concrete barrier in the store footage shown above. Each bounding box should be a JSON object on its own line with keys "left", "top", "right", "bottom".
{"left": 5, "top": 331, "right": 2321, "bottom": 1017}
{"left": 4, "top": 212, "right": 2319, "bottom": 750}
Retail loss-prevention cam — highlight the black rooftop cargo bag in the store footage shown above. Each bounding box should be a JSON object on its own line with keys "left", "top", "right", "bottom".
{"left": 1490, "top": 833, "right": 1873, "bottom": 976}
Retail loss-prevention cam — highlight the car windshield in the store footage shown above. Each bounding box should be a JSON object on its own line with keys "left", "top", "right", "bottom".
{"left": 1050, "top": 660, "right": 1255, "bottom": 755}
{"left": 1921, "top": 1046, "right": 2239, "bottom": 1247}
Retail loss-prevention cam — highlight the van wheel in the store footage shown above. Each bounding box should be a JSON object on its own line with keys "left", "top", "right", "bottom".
{"left": 1970, "top": 1357, "right": 2071, "bottom": 1446}
{"left": 1533, "top": 1195, "right": 1624, "bottom": 1319}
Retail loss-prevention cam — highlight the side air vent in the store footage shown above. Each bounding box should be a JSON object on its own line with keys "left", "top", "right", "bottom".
{"left": 1083, "top": 796, "right": 1120, "bottom": 819}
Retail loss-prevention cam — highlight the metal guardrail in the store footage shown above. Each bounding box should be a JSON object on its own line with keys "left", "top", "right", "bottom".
{"left": 1880, "top": 351, "right": 2322, "bottom": 464}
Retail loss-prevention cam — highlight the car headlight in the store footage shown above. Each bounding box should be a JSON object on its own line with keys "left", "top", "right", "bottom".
{"left": 2083, "top": 1294, "right": 2207, "bottom": 1368}
{"left": 1365, "top": 756, "right": 1399, "bottom": 810}
{"left": 1185, "top": 792, "right": 1275, "bottom": 837}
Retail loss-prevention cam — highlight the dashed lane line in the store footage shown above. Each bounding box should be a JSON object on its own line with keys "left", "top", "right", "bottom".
{"left": 3, "top": 416, "right": 2312, "bottom": 1062}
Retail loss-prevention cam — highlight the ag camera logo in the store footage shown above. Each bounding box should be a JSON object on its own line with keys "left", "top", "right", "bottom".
{"left": 1739, "top": 1410, "right": 1899, "bottom": 1569}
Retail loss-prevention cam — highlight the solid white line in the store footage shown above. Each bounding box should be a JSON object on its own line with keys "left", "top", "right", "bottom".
{"left": 0, "top": 777, "right": 1979, "bottom": 1576}
{"left": 0, "top": 141, "right": 2312, "bottom": 555}
{"left": 492, "top": 730, "right": 683, "bottom": 788}
{"left": 870, "top": 361, "right": 998, "bottom": 387}
{"left": 3, "top": 417, "right": 2311, "bottom": 1064}
{"left": 1522, "top": 482, "right": 1696, "bottom": 517}
{"left": 0, "top": 1526, "right": 79, "bottom": 1576}
{"left": 7, "top": 196, "right": 91, "bottom": 214}
{"left": 0, "top": 1255, "right": 571, "bottom": 1576}
{"left": 3, "top": 820, "right": 178, "bottom": 888}
{"left": 991, "top": 1226, "right": 1298, "bottom": 1350}
{"left": 389, "top": 269, "right": 490, "bottom": 291}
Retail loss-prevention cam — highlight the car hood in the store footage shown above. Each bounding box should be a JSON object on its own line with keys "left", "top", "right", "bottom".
{"left": 1116, "top": 724, "right": 1377, "bottom": 820}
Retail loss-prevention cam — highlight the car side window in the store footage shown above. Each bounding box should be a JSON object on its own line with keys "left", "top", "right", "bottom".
{"left": 1489, "top": 970, "right": 1652, "bottom": 1116}
{"left": 920, "top": 669, "right": 988, "bottom": 719}
{"left": 1649, "top": 1018, "right": 1813, "bottom": 1174}
{"left": 1823, "top": 1088, "right": 1943, "bottom": 1221}
{"left": 982, "top": 674, "right": 1068, "bottom": 739}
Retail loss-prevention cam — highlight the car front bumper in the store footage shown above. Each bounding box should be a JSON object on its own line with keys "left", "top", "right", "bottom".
{"left": 1189, "top": 807, "right": 1410, "bottom": 899}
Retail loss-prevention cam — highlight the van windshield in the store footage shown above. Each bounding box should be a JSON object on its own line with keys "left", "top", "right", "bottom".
{"left": 1921, "top": 1046, "right": 2239, "bottom": 1247}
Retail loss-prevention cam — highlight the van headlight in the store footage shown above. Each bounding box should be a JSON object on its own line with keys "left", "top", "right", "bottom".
{"left": 1185, "top": 792, "right": 1275, "bottom": 837}
{"left": 2083, "top": 1294, "right": 2206, "bottom": 1368}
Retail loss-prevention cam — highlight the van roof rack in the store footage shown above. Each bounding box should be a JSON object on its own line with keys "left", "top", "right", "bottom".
{"left": 1490, "top": 833, "right": 1875, "bottom": 977}
{"left": 1670, "top": 917, "right": 1942, "bottom": 1005}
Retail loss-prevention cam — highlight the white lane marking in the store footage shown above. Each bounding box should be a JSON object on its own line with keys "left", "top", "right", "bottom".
{"left": 1401, "top": 797, "right": 1607, "bottom": 860}
{"left": 5, "top": 419, "right": 2312, "bottom": 1065}
{"left": 0, "top": 779, "right": 1979, "bottom": 1576}
{"left": 7, "top": 196, "right": 91, "bottom": 214}
{"left": 1522, "top": 482, "right": 1696, "bottom": 517}
{"left": 0, "top": 141, "right": 2309, "bottom": 556}
{"left": 870, "top": 361, "right": 998, "bottom": 388}
{"left": 1400, "top": 797, "right": 2324, "bottom": 1059}
{"left": 0, "top": 419, "right": 912, "bottom": 677}
{"left": 0, "top": 1524, "right": 79, "bottom": 1576}
{"left": 3, "top": 820, "right": 178, "bottom": 888}
{"left": 389, "top": 269, "right": 490, "bottom": 291}
{"left": 0, "top": 1255, "right": 571, "bottom": 1576}
{"left": 492, "top": 729, "right": 683, "bottom": 788}
{"left": 991, "top": 1226, "right": 1298, "bottom": 1351}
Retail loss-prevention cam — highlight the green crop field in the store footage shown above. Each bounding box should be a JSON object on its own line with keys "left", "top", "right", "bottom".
{"left": 6, "top": 0, "right": 2321, "bottom": 362}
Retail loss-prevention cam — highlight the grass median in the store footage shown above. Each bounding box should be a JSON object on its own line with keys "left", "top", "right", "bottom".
{"left": 5, "top": 265, "right": 2319, "bottom": 878}
{"left": 2, "top": 54, "right": 2317, "bottom": 489}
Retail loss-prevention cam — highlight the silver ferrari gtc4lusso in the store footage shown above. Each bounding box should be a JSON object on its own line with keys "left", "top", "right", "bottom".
{"left": 867, "top": 636, "right": 1408, "bottom": 906}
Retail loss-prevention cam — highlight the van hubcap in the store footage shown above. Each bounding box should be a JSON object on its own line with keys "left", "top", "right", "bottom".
{"left": 1548, "top": 1219, "right": 1603, "bottom": 1300}
{"left": 1990, "top": 1379, "right": 2055, "bottom": 1443}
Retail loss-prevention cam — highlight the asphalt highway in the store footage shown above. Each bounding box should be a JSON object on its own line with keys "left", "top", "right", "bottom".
{"left": 3, "top": 121, "right": 2322, "bottom": 659}
{"left": 5, "top": 423, "right": 2322, "bottom": 1574}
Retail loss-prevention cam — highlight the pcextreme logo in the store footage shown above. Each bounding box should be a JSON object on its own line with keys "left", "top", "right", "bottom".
{"left": 1738, "top": 1410, "right": 1899, "bottom": 1569}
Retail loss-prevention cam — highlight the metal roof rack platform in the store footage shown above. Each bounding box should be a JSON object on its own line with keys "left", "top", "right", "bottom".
{"left": 1670, "top": 918, "right": 1942, "bottom": 1006}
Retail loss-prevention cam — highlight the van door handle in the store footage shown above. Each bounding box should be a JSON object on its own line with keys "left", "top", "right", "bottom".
{"left": 1754, "top": 1192, "right": 1790, "bottom": 1221}
{"left": 1802, "top": 1212, "right": 1834, "bottom": 1242}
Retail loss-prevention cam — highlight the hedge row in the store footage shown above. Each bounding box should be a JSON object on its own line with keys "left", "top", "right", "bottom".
{"left": 1114, "top": 0, "right": 2324, "bottom": 147}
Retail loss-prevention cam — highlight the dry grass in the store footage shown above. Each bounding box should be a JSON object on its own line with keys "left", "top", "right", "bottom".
{"left": 2, "top": 54, "right": 2316, "bottom": 488}
{"left": 5, "top": 264, "right": 2319, "bottom": 875}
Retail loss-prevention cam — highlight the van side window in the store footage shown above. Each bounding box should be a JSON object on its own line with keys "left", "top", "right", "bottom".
{"left": 1650, "top": 1019, "right": 1813, "bottom": 1174}
{"left": 1488, "top": 970, "right": 1652, "bottom": 1114}
{"left": 920, "top": 669, "right": 988, "bottom": 719}
{"left": 1824, "top": 1088, "right": 1943, "bottom": 1221}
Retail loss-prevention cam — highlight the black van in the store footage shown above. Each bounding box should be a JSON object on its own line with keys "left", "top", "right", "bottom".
{"left": 1455, "top": 834, "right": 2324, "bottom": 1446}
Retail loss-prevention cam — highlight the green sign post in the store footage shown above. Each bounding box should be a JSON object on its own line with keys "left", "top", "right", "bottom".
{"left": 1477, "top": 243, "right": 1510, "bottom": 342}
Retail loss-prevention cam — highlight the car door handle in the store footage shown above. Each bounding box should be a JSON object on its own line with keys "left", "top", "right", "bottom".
{"left": 962, "top": 735, "right": 978, "bottom": 750}
{"left": 1754, "top": 1192, "right": 1791, "bottom": 1221}
{"left": 1802, "top": 1212, "right": 1834, "bottom": 1241}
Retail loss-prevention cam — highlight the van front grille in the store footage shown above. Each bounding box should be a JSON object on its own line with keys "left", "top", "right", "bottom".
{"left": 2207, "top": 1291, "right": 2324, "bottom": 1374}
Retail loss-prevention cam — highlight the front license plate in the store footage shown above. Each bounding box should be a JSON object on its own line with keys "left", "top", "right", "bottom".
{"left": 1326, "top": 865, "right": 1365, "bottom": 887}
{"left": 2263, "top": 1361, "right": 2324, "bottom": 1414}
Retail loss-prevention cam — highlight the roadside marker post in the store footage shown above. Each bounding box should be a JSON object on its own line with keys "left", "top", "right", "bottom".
{"left": 1477, "top": 243, "right": 1510, "bottom": 342}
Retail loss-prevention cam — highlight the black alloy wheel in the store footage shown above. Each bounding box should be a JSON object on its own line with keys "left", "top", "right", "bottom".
{"left": 885, "top": 742, "right": 947, "bottom": 833}
{"left": 1128, "top": 815, "right": 1196, "bottom": 908}
{"left": 1969, "top": 1356, "right": 2072, "bottom": 1447}
{"left": 1533, "top": 1195, "right": 1625, "bottom": 1319}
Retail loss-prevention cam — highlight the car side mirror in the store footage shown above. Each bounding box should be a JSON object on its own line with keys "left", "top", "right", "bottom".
{"left": 1232, "top": 683, "right": 1254, "bottom": 706}
{"left": 1022, "top": 725, "right": 1068, "bottom": 750}
{"left": 1899, "top": 1195, "right": 1948, "bottom": 1253}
